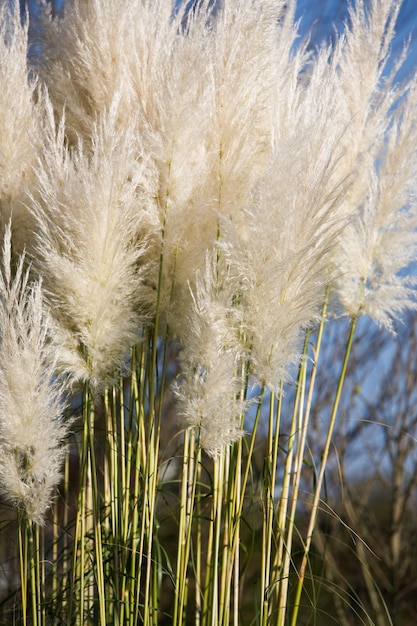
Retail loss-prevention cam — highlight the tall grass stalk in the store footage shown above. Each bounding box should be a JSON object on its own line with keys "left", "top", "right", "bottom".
{"left": 86, "top": 386, "right": 107, "bottom": 625}
{"left": 273, "top": 333, "right": 309, "bottom": 626}
{"left": 260, "top": 388, "right": 280, "bottom": 626}
{"left": 290, "top": 313, "right": 358, "bottom": 626}
{"left": 143, "top": 329, "right": 168, "bottom": 626}
{"left": 274, "top": 294, "right": 329, "bottom": 624}
{"left": 173, "top": 426, "right": 195, "bottom": 626}
{"left": 130, "top": 344, "right": 147, "bottom": 626}
{"left": 17, "top": 513, "right": 27, "bottom": 626}
{"left": 1, "top": 296, "right": 409, "bottom": 625}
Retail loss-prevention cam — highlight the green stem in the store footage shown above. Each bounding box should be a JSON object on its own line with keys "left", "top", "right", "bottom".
{"left": 275, "top": 291, "right": 329, "bottom": 624}
{"left": 173, "top": 427, "right": 198, "bottom": 626}
{"left": 275, "top": 332, "right": 309, "bottom": 626}
{"left": 18, "top": 513, "right": 27, "bottom": 626}
{"left": 290, "top": 314, "right": 358, "bottom": 626}
{"left": 67, "top": 392, "right": 89, "bottom": 626}
{"left": 85, "top": 386, "right": 107, "bottom": 625}
{"left": 260, "top": 388, "right": 282, "bottom": 626}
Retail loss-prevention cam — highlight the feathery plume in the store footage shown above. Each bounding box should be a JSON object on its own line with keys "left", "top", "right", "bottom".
{"left": 218, "top": 44, "right": 351, "bottom": 392}
{"left": 333, "top": 82, "right": 417, "bottom": 328}
{"left": 173, "top": 254, "right": 247, "bottom": 455}
{"left": 331, "top": 0, "right": 417, "bottom": 328}
{"left": 0, "top": 1, "right": 42, "bottom": 251}
{"left": 37, "top": 0, "right": 181, "bottom": 146}
{"left": 28, "top": 99, "right": 160, "bottom": 390}
{"left": 0, "top": 224, "right": 68, "bottom": 525}
{"left": 155, "top": 0, "right": 298, "bottom": 334}
{"left": 37, "top": 0, "right": 294, "bottom": 337}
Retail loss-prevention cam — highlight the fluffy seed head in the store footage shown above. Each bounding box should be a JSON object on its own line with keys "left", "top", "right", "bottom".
{"left": 0, "top": 224, "right": 68, "bottom": 524}
{"left": 28, "top": 100, "right": 161, "bottom": 390}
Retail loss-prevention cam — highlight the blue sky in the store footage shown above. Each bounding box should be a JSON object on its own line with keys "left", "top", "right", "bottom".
{"left": 294, "top": 0, "right": 417, "bottom": 82}
{"left": 29, "top": 0, "right": 417, "bottom": 81}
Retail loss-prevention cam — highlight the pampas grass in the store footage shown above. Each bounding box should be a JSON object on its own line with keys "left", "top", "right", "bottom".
{"left": 0, "top": 0, "right": 417, "bottom": 624}
{"left": 0, "top": 224, "right": 68, "bottom": 525}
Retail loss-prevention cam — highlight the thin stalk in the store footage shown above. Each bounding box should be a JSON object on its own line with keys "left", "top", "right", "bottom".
{"left": 85, "top": 386, "right": 107, "bottom": 625}
{"left": 237, "top": 387, "right": 265, "bottom": 523}
{"left": 232, "top": 439, "right": 241, "bottom": 626}
{"left": 201, "top": 461, "right": 215, "bottom": 626}
{"left": 118, "top": 376, "right": 127, "bottom": 521}
{"left": 290, "top": 314, "right": 358, "bottom": 626}
{"left": 18, "top": 511, "right": 28, "bottom": 626}
{"left": 228, "top": 432, "right": 244, "bottom": 626}
{"left": 174, "top": 432, "right": 190, "bottom": 626}
{"left": 221, "top": 385, "right": 265, "bottom": 612}
{"left": 61, "top": 451, "right": 70, "bottom": 613}
{"left": 37, "top": 524, "right": 45, "bottom": 626}
{"left": 201, "top": 448, "right": 221, "bottom": 626}
{"left": 275, "top": 334, "right": 309, "bottom": 626}
{"left": 260, "top": 387, "right": 282, "bottom": 626}
{"left": 102, "top": 389, "right": 112, "bottom": 542}
{"left": 142, "top": 330, "right": 165, "bottom": 626}
{"left": 281, "top": 299, "right": 328, "bottom": 617}
{"left": 211, "top": 451, "right": 226, "bottom": 626}
{"left": 275, "top": 294, "right": 329, "bottom": 624}
{"left": 132, "top": 340, "right": 148, "bottom": 626}
{"left": 67, "top": 385, "right": 92, "bottom": 626}
{"left": 117, "top": 360, "right": 138, "bottom": 625}
{"left": 218, "top": 408, "right": 247, "bottom": 626}
{"left": 51, "top": 501, "right": 59, "bottom": 613}
{"left": 142, "top": 418, "right": 160, "bottom": 626}
{"left": 195, "top": 451, "right": 203, "bottom": 626}
{"left": 219, "top": 357, "right": 250, "bottom": 626}
{"left": 274, "top": 347, "right": 307, "bottom": 626}
{"left": 218, "top": 446, "right": 231, "bottom": 625}
{"left": 27, "top": 520, "right": 38, "bottom": 626}
{"left": 185, "top": 432, "right": 198, "bottom": 623}
{"left": 115, "top": 375, "right": 128, "bottom": 625}
{"left": 152, "top": 538, "right": 162, "bottom": 626}
{"left": 105, "top": 387, "right": 119, "bottom": 624}
{"left": 173, "top": 427, "right": 196, "bottom": 626}
{"left": 67, "top": 382, "right": 101, "bottom": 625}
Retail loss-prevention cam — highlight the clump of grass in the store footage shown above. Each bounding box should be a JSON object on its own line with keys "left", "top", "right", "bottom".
{"left": 1, "top": 0, "right": 417, "bottom": 624}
